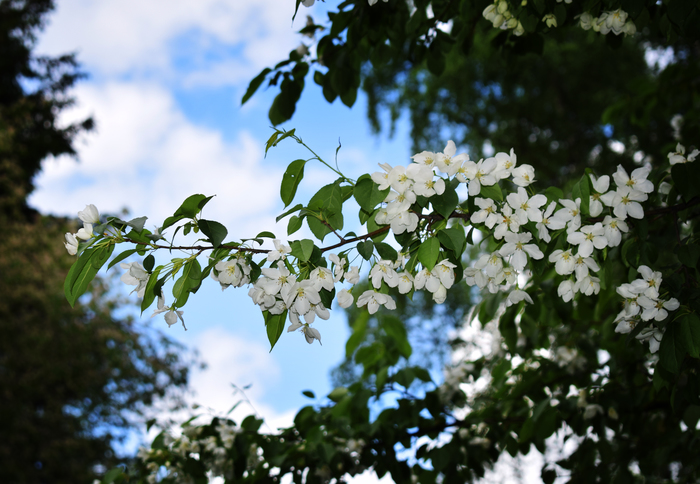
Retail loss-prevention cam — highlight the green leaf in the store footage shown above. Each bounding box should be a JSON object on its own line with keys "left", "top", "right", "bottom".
{"left": 302, "top": 390, "right": 315, "bottom": 399}
{"left": 328, "top": 387, "right": 348, "bottom": 402}
{"left": 107, "top": 248, "right": 139, "bottom": 270}
{"left": 126, "top": 216, "right": 147, "bottom": 232}
{"left": 172, "top": 259, "right": 201, "bottom": 307}
{"left": 102, "top": 467, "right": 124, "bottom": 484}
{"left": 141, "top": 267, "right": 163, "bottom": 313}
{"left": 678, "top": 243, "right": 700, "bottom": 269}
{"left": 431, "top": 183, "right": 459, "bottom": 219}
{"left": 418, "top": 237, "right": 440, "bottom": 270}
{"left": 143, "top": 254, "right": 155, "bottom": 272}
{"left": 198, "top": 219, "right": 228, "bottom": 248}
{"left": 672, "top": 162, "right": 700, "bottom": 201}
{"left": 265, "top": 310, "right": 287, "bottom": 351}
{"left": 437, "top": 226, "right": 466, "bottom": 254}
{"left": 64, "top": 244, "right": 115, "bottom": 307}
{"left": 276, "top": 203, "right": 303, "bottom": 222}
{"left": 375, "top": 242, "right": 398, "bottom": 261}
{"left": 290, "top": 239, "right": 315, "bottom": 261}
{"left": 543, "top": 186, "right": 563, "bottom": 203}
{"left": 162, "top": 194, "right": 213, "bottom": 230}
{"left": 308, "top": 179, "right": 344, "bottom": 213}
{"left": 353, "top": 175, "right": 389, "bottom": 212}
{"left": 357, "top": 240, "right": 374, "bottom": 260}
{"left": 680, "top": 313, "right": 700, "bottom": 359}
{"left": 256, "top": 231, "right": 276, "bottom": 239}
{"left": 659, "top": 320, "right": 687, "bottom": 374}
{"left": 280, "top": 159, "right": 307, "bottom": 207}
{"left": 287, "top": 215, "right": 303, "bottom": 235}
{"left": 241, "top": 67, "right": 271, "bottom": 105}
{"left": 479, "top": 183, "right": 503, "bottom": 202}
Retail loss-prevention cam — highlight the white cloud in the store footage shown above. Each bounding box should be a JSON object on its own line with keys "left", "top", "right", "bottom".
{"left": 187, "top": 326, "right": 295, "bottom": 429}
{"left": 37, "top": 0, "right": 303, "bottom": 85}
{"left": 30, "top": 81, "right": 284, "bottom": 236}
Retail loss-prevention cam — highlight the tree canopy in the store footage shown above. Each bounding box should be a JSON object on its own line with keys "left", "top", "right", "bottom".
{"left": 0, "top": 1, "right": 196, "bottom": 481}
{"left": 67, "top": 0, "right": 700, "bottom": 482}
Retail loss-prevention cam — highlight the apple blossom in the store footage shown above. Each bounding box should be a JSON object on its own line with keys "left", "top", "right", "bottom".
{"left": 64, "top": 232, "right": 79, "bottom": 255}
{"left": 78, "top": 204, "right": 100, "bottom": 224}
{"left": 120, "top": 262, "right": 149, "bottom": 297}
{"left": 357, "top": 290, "right": 396, "bottom": 314}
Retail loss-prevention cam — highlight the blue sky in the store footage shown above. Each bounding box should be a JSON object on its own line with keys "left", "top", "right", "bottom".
{"left": 30, "top": 2, "right": 411, "bottom": 479}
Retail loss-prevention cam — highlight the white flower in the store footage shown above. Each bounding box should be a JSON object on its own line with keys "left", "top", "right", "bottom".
{"left": 536, "top": 201, "right": 565, "bottom": 242}
{"left": 588, "top": 174, "right": 610, "bottom": 216}
{"left": 259, "top": 262, "right": 295, "bottom": 296}
{"left": 608, "top": 186, "right": 647, "bottom": 220}
{"left": 579, "top": 12, "right": 594, "bottom": 30}
{"left": 389, "top": 210, "right": 419, "bottom": 234}
{"left": 566, "top": 223, "right": 607, "bottom": 258}
{"left": 612, "top": 164, "right": 654, "bottom": 194}
{"left": 506, "top": 290, "right": 533, "bottom": 307}
{"left": 267, "top": 239, "right": 291, "bottom": 262}
{"left": 337, "top": 289, "right": 354, "bottom": 308}
{"left": 492, "top": 149, "right": 517, "bottom": 179}
{"left": 575, "top": 275, "right": 600, "bottom": 296}
{"left": 434, "top": 259, "right": 457, "bottom": 289}
{"left": 543, "top": 13, "right": 557, "bottom": 28}
{"left": 151, "top": 294, "right": 186, "bottom": 329}
{"left": 471, "top": 198, "right": 500, "bottom": 228}
{"left": 64, "top": 232, "right": 79, "bottom": 255}
{"left": 368, "top": 0, "right": 388, "bottom": 5}
{"left": 668, "top": 143, "right": 699, "bottom": 165}
{"left": 432, "top": 284, "right": 448, "bottom": 304}
{"left": 310, "top": 266, "right": 335, "bottom": 292}
{"left": 370, "top": 260, "right": 400, "bottom": 289}
{"left": 493, "top": 205, "right": 520, "bottom": 240}
{"left": 436, "top": 140, "right": 469, "bottom": 176}
{"left": 636, "top": 326, "right": 664, "bottom": 353}
{"left": 345, "top": 266, "right": 360, "bottom": 285}
{"left": 397, "top": 272, "right": 414, "bottom": 294}
{"left": 506, "top": 187, "right": 547, "bottom": 224}
{"left": 357, "top": 290, "right": 396, "bottom": 314}
{"left": 614, "top": 318, "right": 637, "bottom": 334}
{"left": 78, "top": 204, "right": 100, "bottom": 224}
{"left": 282, "top": 280, "right": 322, "bottom": 316}
{"left": 302, "top": 325, "right": 322, "bottom": 345}
{"left": 639, "top": 296, "right": 679, "bottom": 321}
{"left": 371, "top": 163, "right": 393, "bottom": 190}
{"left": 411, "top": 151, "right": 437, "bottom": 169}
{"left": 558, "top": 280, "right": 576, "bottom": 302}
{"left": 499, "top": 232, "right": 544, "bottom": 271}
{"left": 411, "top": 166, "right": 445, "bottom": 198}
{"left": 120, "top": 262, "right": 149, "bottom": 297}
{"left": 328, "top": 253, "right": 346, "bottom": 282}
{"left": 602, "top": 216, "right": 628, "bottom": 247}
{"left": 304, "top": 302, "right": 330, "bottom": 324}
{"left": 215, "top": 259, "right": 250, "bottom": 287}
{"left": 475, "top": 252, "right": 504, "bottom": 278}
{"left": 461, "top": 158, "right": 497, "bottom": 196}
{"left": 511, "top": 164, "right": 536, "bottom": 187}
{"left": 76, "top": 223, "right": 94, "bottom": 241}
{"left": 573, "top": 253, "right": 600, "bottom": 280}
{"left": 549, "top": 249, "right": 575, "bottom": 276}
{"left": 631, "top": 265, "right": 662, "bottom": 299}
{"left": 551, "top": 198, "right": 582, "bottom": 233}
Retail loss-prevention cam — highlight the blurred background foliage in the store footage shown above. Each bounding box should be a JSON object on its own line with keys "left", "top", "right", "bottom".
{"left": 0, "top": 1, "right": 195, "bottom": 482}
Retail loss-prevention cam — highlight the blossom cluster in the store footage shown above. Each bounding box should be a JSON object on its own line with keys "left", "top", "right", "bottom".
{"left": 64, "top": 129, "right": 694, "bottom": 355}
{"left": 613, "top": 265, "right": 680, "bottom": 353}
{"left": 137, "top": 419, "right": 241, "bottom": 483}
{"left": 63, "top": 204, "right": 100, "bottom": 255}
{"left": 579, "top": 9, "right": 636, "bottom": 36}
{"left": 482, "top": 0, "right": 524, "bottom": 36}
